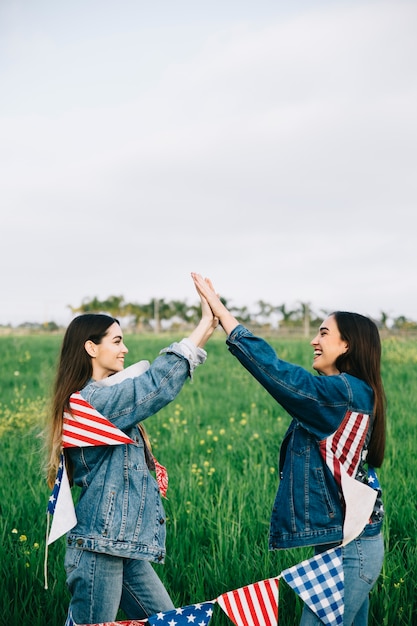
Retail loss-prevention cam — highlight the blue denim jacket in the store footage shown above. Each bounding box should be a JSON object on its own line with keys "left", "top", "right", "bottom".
{"left": 226, "top": 325, "right": 382, "bottom": 550}
{"left": 65, "top": 341, "right": 205, "bottom": 564}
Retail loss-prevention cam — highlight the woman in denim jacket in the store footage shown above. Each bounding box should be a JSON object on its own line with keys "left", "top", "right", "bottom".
{"left": 192, "top": 273, "right": 386, "bottom": 626}
{"left": 45, "top": 292, "right": 217, "bottom": 625}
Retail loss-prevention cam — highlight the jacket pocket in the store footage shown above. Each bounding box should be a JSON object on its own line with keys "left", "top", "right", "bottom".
{"left": 64, "top": 545, "right": 84, "bottom": 575}
{"left": 312, "top": 466, "right": 338, "bottom": 519}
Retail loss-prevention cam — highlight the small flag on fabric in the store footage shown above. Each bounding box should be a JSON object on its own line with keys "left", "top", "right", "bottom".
{"left": 154, "top": 458, "right": 168, "bottom": 498}
{"left": 63, "top": 393, "right": 135, "bottom": 447}
{"left": 47, "top": 452, "right": 77, "bottom": 545}
{"left": 281, "top": 548, "right": 344, "bottom": 626}
{"left": 147, "top": 601, "right": 215, "bottom": 626}
{"left": 319, "top": 410, "right": 377, "bottom": 544}
{"left": 217, "top": 578, "right": 279, "bottom": 626}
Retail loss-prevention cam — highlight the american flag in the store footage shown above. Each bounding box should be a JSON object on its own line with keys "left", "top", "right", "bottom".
{"left": 217, "top": 578, "right": 279, "bottom": 626}
{"left": 147, "top": 601, "right": 215, "bottom": 626}
{"left": 320, "top": 410, "right": 369, "bottom": 482}
{"left": 47, "top": 392, "right": 169, "bottom": 547}
{"left": 47, "top": 394, "right": 136, "bottom": 546}
{"left": 47, "top": 452, "right": 77, "bottom": 545}
{"left": 63, "top": 392, "right": 135, "bottom": 447}
{"left": 281, "top": 547, "right": 344, "bottom": 626}
{"left": 319, "top": 410, "right": 377, "bottom": 545}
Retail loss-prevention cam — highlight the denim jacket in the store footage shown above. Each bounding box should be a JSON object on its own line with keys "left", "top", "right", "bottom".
{"left": 65, "top": 340, "right": 206, "bottom": 564}
{"left": 226, "top": 325, "right": 383, "bottom": 550}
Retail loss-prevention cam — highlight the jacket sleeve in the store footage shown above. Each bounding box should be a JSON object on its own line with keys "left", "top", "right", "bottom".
{"left": 81, "top": 349, "right": 199, "bottom": 432}
{"left": 226, "top": 324, "right": 352, "bottom": 438}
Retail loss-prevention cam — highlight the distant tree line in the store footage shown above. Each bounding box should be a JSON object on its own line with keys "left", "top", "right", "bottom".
{"left": 67, "top": 295, "right": 417, "bottom": 335}
{"left": 4, "top": 295, "right": 416, "bottom": 334}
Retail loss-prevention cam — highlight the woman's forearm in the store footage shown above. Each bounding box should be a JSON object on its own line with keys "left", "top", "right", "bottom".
{"left": 188, "top": 317, "right": 217, "bottom": 348}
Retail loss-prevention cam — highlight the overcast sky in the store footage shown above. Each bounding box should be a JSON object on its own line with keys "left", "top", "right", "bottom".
{"left": 1, "top": 0, "right": 416, "bottom": 327}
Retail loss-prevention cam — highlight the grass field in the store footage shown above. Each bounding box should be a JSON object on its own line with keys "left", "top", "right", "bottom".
{"left": 0, "top": 330, "right": 416, "bottom": 625}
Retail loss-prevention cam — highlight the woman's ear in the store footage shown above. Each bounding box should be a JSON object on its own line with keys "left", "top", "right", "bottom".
{"left": 84, "top": 340, "right": 97, "bottom": 358}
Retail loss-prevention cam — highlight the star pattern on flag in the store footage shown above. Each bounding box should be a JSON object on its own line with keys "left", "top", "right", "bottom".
{"left": 367, "top": 466, "right": 380, "bottom": 490}
{"left": 47, "top": 455, "right": 65, "bottom": 515}
{"left": 147, "top": 601, "right": 215, "bottom": 626}
{"left": 46, "top": 452, "right": 77, "bottom": 545}
{"left": 281, "top": 547, "right": 344, "bottom": 626}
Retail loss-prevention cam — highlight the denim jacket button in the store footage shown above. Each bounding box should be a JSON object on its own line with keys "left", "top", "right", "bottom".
{"left": 76, "top": 538, "right": 83, "bottom": 546}
{"left": 157, "top": 554, "right": 163, "bottom": 561}
{"left": 159, "top": 517, "right": 165, "bottom": 525}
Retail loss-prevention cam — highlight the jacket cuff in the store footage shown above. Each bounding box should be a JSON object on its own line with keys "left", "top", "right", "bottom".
{"left": 160, "top": 338, "right": 207, "bottom": 377}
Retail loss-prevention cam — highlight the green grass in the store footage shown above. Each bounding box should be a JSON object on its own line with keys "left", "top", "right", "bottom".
{"left": 0, "top": 331, "right": 416, "bottom": 625}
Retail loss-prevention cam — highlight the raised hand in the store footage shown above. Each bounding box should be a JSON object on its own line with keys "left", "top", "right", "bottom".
{"left": 191, "top": 273, "right": 239, "bottom": 335}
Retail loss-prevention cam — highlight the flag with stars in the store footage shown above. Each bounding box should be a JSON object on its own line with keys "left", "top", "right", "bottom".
{"left": 46, "top": 393, "right": 136, "bottom": 548}
{"left": 367, "top": 465, "right": 380, "bottom": 490}
{"left": 147, "top": 601, "right": 215, "bottom": 626}
{"left": 217, "top": 578, "right": 279, "bottom": 626}
{"left": 46, "top": 452, "right": 77, "bottom": 545}
{"left": 319, "top": 410, "right": 377, "bottom": 545}
{"left": 47, "top": 384, "right": 143, "bottom": 546}
{"left": 281, "top": 547, "right": 344, "bottom": 626}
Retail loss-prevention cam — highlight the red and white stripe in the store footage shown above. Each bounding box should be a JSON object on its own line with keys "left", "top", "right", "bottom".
{"left": 217, "top": 578, "right": 279, "bottom": 626}
{"left": 154, "top": 458, "right": 169, "bottom": 499}
{"left": 320, "top": 411, "right": 369, "bottom": 486}
{"left": 63, "top": 392, "right": 134, "bottom": 448}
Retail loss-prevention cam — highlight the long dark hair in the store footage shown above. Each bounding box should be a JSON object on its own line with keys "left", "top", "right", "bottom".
{"left": 333, "top": 311, "right": 386, "bottom": 467}
{"left": 46, "top": 314, "right": 118, "bottom": 487}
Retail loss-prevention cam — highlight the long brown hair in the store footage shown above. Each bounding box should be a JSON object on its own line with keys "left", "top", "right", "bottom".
{"left": 333, "top": 311, "right": 386, "bottom": 467}
{"left": 46, "top": 314, "right": 119, "bottom": 488}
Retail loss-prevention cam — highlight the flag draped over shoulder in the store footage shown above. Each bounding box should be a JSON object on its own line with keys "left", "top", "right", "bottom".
{"left": 63, "top": 393, "right": 136, "bottom": 447}
{"left": 46, "top": 395, "right": 136, "bottom": 546}
{"left": 319, "top": 410, "right": 377, "bottom": 545}
{"left": 281, "top": 548, "right": 344, "bottom": 626}
{"left": 46, "top": 360, "right": 162, "bottom": 547}
{"left": 217, "top": 578, "right": 279, "bottom": 626}
{"left": 147, "top": 601, "right": 215, "bottom": 626}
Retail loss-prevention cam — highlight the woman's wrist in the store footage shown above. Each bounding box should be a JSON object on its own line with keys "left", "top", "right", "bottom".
{"left": 218, "top": 311, "right": 240, "bottom": 336}
{"left": 189, "top": 317, "right": 216, "bottom": 348}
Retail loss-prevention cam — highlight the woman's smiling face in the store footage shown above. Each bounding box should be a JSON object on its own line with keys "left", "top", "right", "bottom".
{"left": 310, "top": 315, "right": 349, "bottom": 376}
{"left": 85, "top": 322, "right": 129, "bottom": 380}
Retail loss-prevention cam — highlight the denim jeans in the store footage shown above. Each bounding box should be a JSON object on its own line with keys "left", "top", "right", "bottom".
{"left": 64, "top": 547, "right": 175, "bottom": 625}
{"left": 299, "top": 530, "right": 384, "bottom": 626}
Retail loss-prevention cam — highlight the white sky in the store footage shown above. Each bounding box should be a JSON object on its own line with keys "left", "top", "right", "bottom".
{"left": 1, "top": 0, "right": 416, "bottom": 326}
